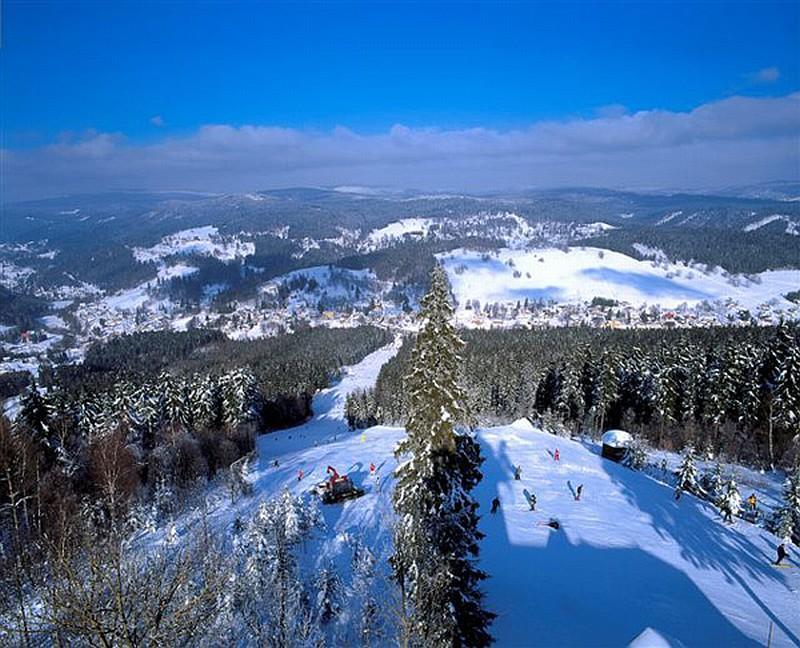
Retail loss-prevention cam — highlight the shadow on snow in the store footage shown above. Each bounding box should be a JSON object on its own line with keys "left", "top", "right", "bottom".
{"left": 475, "top": 434, "right": 774, "bottom": 647}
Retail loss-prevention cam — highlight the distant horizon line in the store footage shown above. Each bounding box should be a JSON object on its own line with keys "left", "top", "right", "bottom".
{"left": 4, "top": 179, "right": 798, "bottom": 206}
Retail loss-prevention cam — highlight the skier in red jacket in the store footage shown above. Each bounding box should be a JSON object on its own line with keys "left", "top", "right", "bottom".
{"left": 554, "top": 448, "right": 560, "bottom": 462}
{"left": 369, "top": 462, "right": 376, "bottom": 475}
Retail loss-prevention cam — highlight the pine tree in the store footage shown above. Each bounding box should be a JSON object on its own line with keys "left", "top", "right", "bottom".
{"left": 17, "top": 380, "right": 53, "bottom": 450}
{"left": 761, "top": 324, "right": 798, "bottom": 468}
{"left": 675, "top": 445, "right": 699, "bottom": 498}
{"left": 773, "top": 463, "right": 800, "bottom": 542}
{"left": 222, "top": 368, "right": 259, "bottom": 429}
{"left": 773, "top": 324, "right": 800, "bottom": 457}
{"left": 391, "top": 265, "right": 494, "bottom": 648}
{"left": 718, "top": 475, "right": 742, "bottom": 523}
{"left": 556, "top": 361, "right": 584, "bottom": 430}
{"left": 233, "top": 494, "right": 313, "bottom": 645}
{"left": 708, "top": 462, "right": 725, "bottom": 502}
{"left": 652, "top": 358, "right": 678, "bottom": 447}
{"left": 315, "top": 564, "right": 343, "bottom": 624}
{"left": 350, "top": 541, "right": 381, "bottom": 646}
{"left": 591, "top": 349, "right": 619, "bottom": 433}
{"left": 621, "top": 437, "right": 648, "bottom": 470}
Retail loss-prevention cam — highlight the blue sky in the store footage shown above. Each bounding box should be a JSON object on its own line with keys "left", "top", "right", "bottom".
{"left": 1, "top": 1, "right": 798, "bottom": 198}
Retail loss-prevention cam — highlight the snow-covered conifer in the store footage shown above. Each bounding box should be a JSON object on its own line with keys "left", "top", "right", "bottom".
{"left": 17, "top": 381, "right": 53, "bottom": 448}
{"left": 392, "top": 264, "right": 494, "bottom": 647}
{"left": 718, "top": 475, "right": 742, "bottom": 523}
{"left": 675, "top": 444, "right": 699, "bottom": 497}
{"left": 556, "top": 361, "right": 584, "bottom": 427}
{"left": 315, "top": 564, "right": 343, "bottom": 624}
{"left": 622, "top": 438, "right": 648, "bottom": 471}
{"left": 773, "top": 463, "right": 800, "bottom": 542}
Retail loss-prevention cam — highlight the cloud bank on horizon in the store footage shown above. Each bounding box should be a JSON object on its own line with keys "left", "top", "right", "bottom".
{"left": 3, "top": 92, "right": 798, "bottom": 201}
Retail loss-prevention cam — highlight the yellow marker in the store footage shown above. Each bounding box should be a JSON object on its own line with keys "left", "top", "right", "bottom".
{"left": 361, "top": 432, "right": 366, "bottom": 443}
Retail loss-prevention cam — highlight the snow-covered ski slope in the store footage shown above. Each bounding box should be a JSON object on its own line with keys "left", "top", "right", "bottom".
{"left": 439, "top": 247, "right": 800, "bottom": 310}
{"left": 167, "top": 343, "right": 799, "bottom": 647}
{"left": 476, "top": 421, "right": 798, "bottom": 647}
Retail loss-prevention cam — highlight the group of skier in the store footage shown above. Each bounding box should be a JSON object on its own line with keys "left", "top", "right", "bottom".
{"left": 490, "top": 447, "right": 793, "bottom": 570}
{"left": 491, "top": 447, "right": 580, "bottom": 518}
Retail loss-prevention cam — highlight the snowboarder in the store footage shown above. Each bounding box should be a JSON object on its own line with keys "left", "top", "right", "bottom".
{"left": 297, "top": 469, "right": 304, "bottom": 481}
{"left": 575, "top": 484, "right": 583, "bottom": 501}
{"left": 491, "top": 497, "right": 501, "bottom": 514}
{"left": 554, "top": 449, "right": 560, "bottom": 462}
{"left": 514, "top": 465, "right": 522, "bottom": 480}
{"left": 774, "top": 543, "right": 789, "bottom": 566}
{"left": 529, "top": 493, "right": 537, "bottom": 511}
{"left": 538, "top": 518, "right": 560, "bottom": 530}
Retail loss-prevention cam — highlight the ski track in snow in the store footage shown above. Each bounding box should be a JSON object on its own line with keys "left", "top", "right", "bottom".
{"left": 161, "top": 342, "right": 799, "bottom": 647}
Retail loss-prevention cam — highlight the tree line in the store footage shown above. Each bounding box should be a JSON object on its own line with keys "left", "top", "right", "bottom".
{"left": 349, "top": 323, "right": 800, "bottom": 467}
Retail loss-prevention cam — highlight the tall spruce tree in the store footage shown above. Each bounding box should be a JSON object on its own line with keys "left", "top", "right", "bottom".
{"left": 391, "top": 265, "right": 494, "bottom": 647}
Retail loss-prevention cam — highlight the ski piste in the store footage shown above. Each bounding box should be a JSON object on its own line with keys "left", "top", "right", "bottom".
{"left": 158, "top": 342, "right": 800, "bottom": 648}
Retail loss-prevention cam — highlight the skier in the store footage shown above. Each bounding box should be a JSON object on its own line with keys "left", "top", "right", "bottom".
{"left": 529, "top": 493, "right": 537, "bottom": 511}
{"left": 575, "top": 484, "right": 583, "bottom": 501}
{"left": 369, "top": 462, "right": 376, "bottom": 475}
{"left": 514, "top": 465, "right": 522, "bottom": 480}
{"left": 674, "top": 488, "right": 682, "bottom": 501}
{"left": 297, "top": 469, "right": 304, "bottom": 481}
{"left": 774, "top": 543, "right": 789, "bottom": 566}
{"left": 491, "top": 496, "right": 501, "bottom": 514}
{"left": 233, "top": 517, "right": 244, "bottom": 534}
{"left": 554, "top": 448, "right": 560, "bottom": 462}
{"left": 273, "top": 459, "right": 279, "bottom": 468}
{"left": 747, "top": 493, "right": 757, "bottom": 511}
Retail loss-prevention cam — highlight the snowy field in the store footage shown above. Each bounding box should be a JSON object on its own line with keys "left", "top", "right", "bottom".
{"left": 366, "top": 218, "right": 433, "bottom": 244}
{"left": 132, "top": 226, "right": 254, "bottom": 263}
{"left": 103, "top": 264, "right": 197, "bottom": 312}
{"left": 157, "top": 342, "right": 799, "bottom": 647}
{"left": 439, "top": 247, "right": 800, "bottom": 311}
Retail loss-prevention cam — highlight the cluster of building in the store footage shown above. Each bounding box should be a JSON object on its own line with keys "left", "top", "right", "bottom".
{"left": 455, "top": 298, "right": 799, "bottom": 331}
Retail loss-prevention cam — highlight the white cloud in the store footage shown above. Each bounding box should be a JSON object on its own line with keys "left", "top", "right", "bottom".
{"left": 750, "top": 67, "right": 780, "bottom": 84}
{"left": 2, "top": 93, "right": 798, "bottom": 201}
{"left": 149, "top": 115, "right": 165, "bottom": 127}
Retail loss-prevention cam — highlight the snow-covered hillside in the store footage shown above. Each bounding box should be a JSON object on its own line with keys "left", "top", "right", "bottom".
{"left": 133, "top": 226, "right": 254, "bottom": 262}
{"left": 440, "top": 246, "right": 800, "bottom": 311}
{"left": 160, "top": 343, "right": 799, "bottom": 647}
{"left": 260, "top": 265, "right": 389, "bottom": 313}
{"left": 744, "top": 215, "right": 800, "bottom": 236}
{"left": 366, "top": 218, "right": 433, "bottom": 245}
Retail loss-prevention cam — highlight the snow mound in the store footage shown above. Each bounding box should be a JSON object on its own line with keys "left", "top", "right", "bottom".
{"left": 510, "top": 418, "right": 536, "bottom": 432}
{"left": 602, "top": 429, "right": 632, "bottom": 448}
{"left": 629, "top": 627, "right": 672, "bottom": 648}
